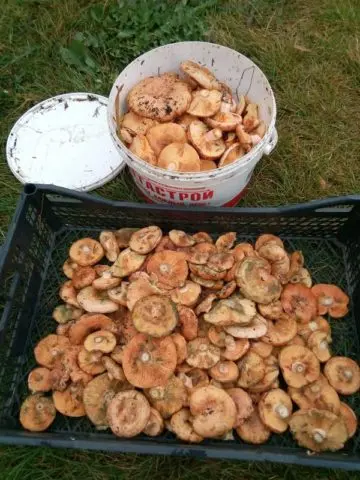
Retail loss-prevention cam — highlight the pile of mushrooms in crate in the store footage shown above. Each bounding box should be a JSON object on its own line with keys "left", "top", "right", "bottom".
{"left": 117, "top": 60, "right": 266, "bottom": 172}
{"left": 20, "top": 227, "right": 359, "bottom": 452}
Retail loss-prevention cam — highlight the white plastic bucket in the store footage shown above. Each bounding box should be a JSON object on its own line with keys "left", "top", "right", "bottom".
{"left": 108, "top": 42, "right": 278, "bottom": 206}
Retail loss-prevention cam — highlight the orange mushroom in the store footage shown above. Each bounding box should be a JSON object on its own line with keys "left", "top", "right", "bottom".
{"left": 311, "top": 284, "right": 349, "bottom": 318}
{"left": 324, "top": 356, "right": 360, "bottom": 395}
{"left": 132, "top": 294, "right": 178, "bottom": 337}
{"left": 69, "top": 238, "right": 104, "bottom": 266}
{"left": 177, "top": 305, "right": 198, "bottom": 341}
{"left": 236, "top": 407, "right": 271, "bottom": 444}
{"left": 145, "top": 375, "right": 187, "bottom": 419}
{"left": 19, "top": 394, "right": 56, "bottom": 432}
{"left": 147, "top": 250, "right": 188, "bottom": 288}
{"left": 281, "top": 284, "right": 317, "bottom": 324}
{"left": 279, "top": 345, "right": 320, "bottom": 388}
{"left": 107, "top": 390, "right": 151, "bottom": 437}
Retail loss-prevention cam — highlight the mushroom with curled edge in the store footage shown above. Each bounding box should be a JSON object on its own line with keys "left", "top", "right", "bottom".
{"left": 289, "top": 408, "right": 348, "bottom": 452}
{"left": 177, "top": 305, "right": 198, "bottom": 341}
{"left": 171, "top": 281, "right": 201, "bottom": 307}
{"left": 279, "top": 345, "right": 320, "bottom": 388}
{"left": 227, "top": 388, "right": 254, "bottom": 428}
{"left": 180, "top": 61, "right": 222, "bottom": 91}
{"left": 169, "top": 229, "right": 196, "bottom": 248}
{"left": 189, "top": 263, "right": 227, "bottom": 282}
{"left": 72, "top": 266, "right": 96, "bottom": 290}
{"left": 187, "top": 89, "right": 222, "bottom": 118}
{"left": 235, "top": 95, "right": 247, "bottom": 116}
{"left": 59, "top": 281, "right": 80, "bottom": 308}
{"left": 99, "top": 231, "right": 120, "bottom": 263}
{"left": 188, "top": 120, "right": 225, "bottom": 160}
{"left": 247, "top": 355, "right": 280, "bottom": 394}
{"left": 258, "top": 242, "right": 290, "bottom": 284}
{"left": 262, "top": 314, "right": 297, "bottom": 347}
{"left": 243, "top": 103, "right": 260, "bottom": 132}
{"left": 63, "top": 258, "right": 78, "bottom": 279}
{"left": 236, "top": 407, "right": 271, "bottom": 444}
{"left": 290, "top": 267, "right": 313, "bottom": 288}
{"left": 146, "top": 123, "right": 187, "bottom": 156}
{"left": 114, "top": 228, "right": 139, "bottom": 249}
{"left": 259, "top": 388, "right": 293, "bottom": 433}
{"left": 107, "top": 282, "right": 129, "bottom": 307}
{"left": 190, "top": 385, "right": 237, "bottom": 438}
{"left": 68, "top": 314, "right": 116, "bottom": 345}
{"left": 236, "top": 257, "right": 282, "bottom": 305}
{"left": 218, "top": 143, "right": 245, "bottom": 168}
{"left": 307, "top": 331, "right": 332, "bottom": 363}
{"left": 235, "top": 124, "right": 261, "bottom": 152}
{"left": 206, "top": 112, "right": 242, "bottom": 131}
{"left": 83, "top": 373, "right": 132, "bottom": 429}
{"left": 297, "top": 316, "right": 331, "bottom": 341}
{"left": 311, "top": 284, "right": 349, "bottom": 318}
{"left": 171, "top": 333, "right": 188, "bottom": 365}
{"left": 170, "top": 408, "right": 203, "bottom": 443}
{"left": 107, "top": 390, "right": 151, "bottom": 438}
{"left": 34, "top": 334, "right": 70, "bottom": 369}
{"left": 132, "top": 294, "right": 178, "bottom": 338}
{"left": 207, "top": 252, "right": 235, "bottom": 273}
{"left": 145, "top": 376, "right": 187, "bottom": 419}
{"left": 324, "top": 356, "right": 360, "bottom": 395}
{"left": 19, "top": 394, "right": 56, "bottom": 432}
{"left": 192, "top": 231, "right": 213, "bottom": 244}
{"left": 255, "top": 234, "right": 284, "bottom": 251}
{"left": 190, "top": 273, "right": 223, "bottom": 290}
{"left": 216, "top": 281, "right": 237, "bottom": 299}
{"left": 127, "top": 73, "right": 192, "bottom": 122}
{"left": 158, "top": 143, "right": 201, "bottom": 172}
{"left": 195, "top": 293, "right": 217, "bottom": 316}
{"left": 52, "top": 304, "right": 83, "bottom": 324}
{"left": 288, "top": 374, "right": 340, "bottom": 414}
{"left": 121, "top": 111, "right": 157, "bottom": 136}
{"left": 224, "top": 314, "right": 268, "bottom": 339}
{"left": 143, "top": 408, "right": 164, "bottom": 437}
{"left": 339, "top": 402, "right": 358, "bottom": 439}
{"left": 102, "top": 356, "right": 126, "bottom": 381}
{"left": 221, "top": 338, "right": 250, "bottom": 361}
{"left": 122, "top": 333, "right": 177, "bottom": 388}
{"left": 69, "top": 238, "right": 104, "bottom": 266}
{"left": 204, "top": 296, "right": 256, "bottom": 327}
{"left": 53, "top": 383, "right": 86, "bottom": 417}
{"left": 237, "top": 351, "right": 266, "bottom": 389}
{"left": 110, "top": 248, "right": 146, "bottom": 278}
{"left": 77, "top": 286, "right": 119, "bottom": 314}
{"left": 129, "top": 226, "right": 162, "bottom": 254}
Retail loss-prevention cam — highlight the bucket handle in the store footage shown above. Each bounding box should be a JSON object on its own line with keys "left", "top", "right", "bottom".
{"left": 263, "top": 128, "right": 278, "bottom": 156}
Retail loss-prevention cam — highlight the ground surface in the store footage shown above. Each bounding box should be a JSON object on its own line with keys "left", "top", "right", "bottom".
{"left": 0, "top": 0, "right": 359, "bottom": 478}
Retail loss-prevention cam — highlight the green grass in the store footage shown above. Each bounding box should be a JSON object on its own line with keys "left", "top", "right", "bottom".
{"left": 0, "top": 0, "right": 360, "bottom": 478}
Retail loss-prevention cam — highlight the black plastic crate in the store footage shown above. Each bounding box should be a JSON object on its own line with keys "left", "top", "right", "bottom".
{"left": 1, "top": 184, "right": 360, "bottom": 470}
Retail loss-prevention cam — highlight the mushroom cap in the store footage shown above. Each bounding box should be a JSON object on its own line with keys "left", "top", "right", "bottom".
{"left": 114, "top": 228, "right": 139, "bottom": 248}
{"left": 178, "top": 367, "right": 210, "bottom": 394}
{"left": 250, "top": 341, "right": 273, "bottom": 359}
{"left": 34, "top": 334, "right": 70, "bottom": 369}
{"left": 281, "top": 284, "right": 317, "bottom": 324}
{"left": 311, "top": 284, "right": 349, "bottom": 318}
{"left": 247, "top": 356, "right": 280, "bottom": 393}
{"left": 99, "top": 231, "right": 120, "bottom": 263}
{"left": 200, "top": 159, "right": 217, "bottom": 171}
{"left": 297, "top": 316, "right": 331, "bottom": 340}
{"left": 126, "top": 276, "right": 160, "bottom": 311}
{"left": 107, "top": 282, "right": 129, "bottom": 307}
{"left": 28, "top": 367, "right": 53, "bottom": 393}
{"left": 324, "top": 356, "right": 360, "bottom": 395}
{"left": 146, "top": 123, "right": 187, "bottom": 156}
{"left": 287, "top": 335, "right": 306, "bottom": 347}
{"left": 83, "top": 373, "right": 131, "bottom": 428}
{"left": 209, "top": 360, "right": 239, "bottom": 383}
{"left": 72, "top": 266, "right": 96, "bottom": 290}
{"left": 259, "top": 388, "right": 293, "bottom": 433}
{"left": 226, "top": 388, "right": 254, "bottom": 428}
{"left": 129, "top": 226, "right": 162, "bottom": 254}
{"left": 289, "top": 408, "right": 348, "bottom": 452}
{"left": 190, "top": 273, "right": 223, "bottom": 290}
{"left": 176, "top": 112, "right": 198, "bottom": 130}
{"left": 69, "top": 238, "right": 104, "bottom": 266}
{"left": 208, "top": 326, "right": 229, "bottom": 348}
{"left": 236, "top": 257, "right": 282, "bottom": 304}
{"left": 307, "top": 331, "right": 332, "bottom": 362}
{"left": 206, "top": 112, "right": 242, "bottom": 132}
{"left": 236, "top": 407, "right": 271, "bottom": 444}
{"left": 102, "top": 356, "right": 126, "bottom": 381}
{"left": 77, "top": 286, "right": 119, "bottom": 314}
{"left": 145, "top": 375, "right": 187, "bottom": 419}
{"left": 155, "top": 235, "right": 177, "bottom": 253}
{"left": 53, "top": 383, "right": 86, "bottom": 417}
{"left": 224, "top": 314, "right": 268, "bottom": 339}
{"left": 158, "top": 142, "right": 201, "bottom": 172}
{"left": 170, "top": 408, "right": 203, "bottom": 443}
{"left": 52, "top": 304, "right": 83, "bottom": 324}
{"left": 110, "top": 248, "right": 146, "bottom": 278}
{"left": 132, "top": 294, "right": 178, "bottom": 337}
{"left": 190, "top": 385, "right": 236, "bottom": 438}
{"left": 84, "top": 330, "right": 117, "bottom": 353}
{"left": 127, "top": 74, "right": 191, "bottom": 122}
{"left": 19, "top": 394, "right": 56, "bottom": 432}
{"left": 243, "top": 103, "right": 259, "bottom": 132}
{"left": 215, "top": 232, "right": 237, "bottom": 252}
{"left": 216, "top": 281, "right": 237, "bottom": 299}
{"left": 169, "top": 230, "right": 196, "bottom": 247}
{"left": 290, "top": 267, "right": 313, "bottom": 288}
{"left": 171, "top": 333, "right": 188, "bottom": 364}
{"left": 232, "top": 243, "right": 256, "bottom": 261}
{"left": 195, "top": 294, "right": 217, "bottom": 315}
{"left": 186, "top": 337, "right": 220, "bottom": 369}
{"left": 187, "top": 89, "right": 222, "bottom": 117}
{"left": 218, "top": 143, "right": 245, "bottom": 168}
{"left": 78, "top": 348, "right": 106, "bottom": 375}
{"left": 339, "top": 402, "right": 358, "bottom": 438}
{"left": 189, "top": 263, "right": 227, "bottom": 281}
{"left": 107, "top": 390, "right": 151, "bottom": 438}
{"left": 255, "top": 234, "right": 284, "bottom": 251}
{"left": 121, "top": 111, "right": 157, "bottom": 136}
{"left": 68, "top": 313, "right": 115, "bottom": 345}
{"left": 92, "top": 271, "right": 121, "bottom": 291}
{"left": 147, "top": 250, "right": 188, "bottom": 288}
{"left": 279, "top": 345, "right": 320, "bottom": 388}
{"left": 263, "top": 315, "right": 297, "bottom": 346}
{"left": 207, "top": 252, "right": 235, "bottom": 273}
{"left": 180, "top": 61, "right": 222, "bottom": 91}
{"left": 59, "top": 281, "right": 80, "bottom": 308}
{"left": 237, "top": 351, "right": 266, "bottom": 388}
{"left": 204, "top": 296, "right": 257, "bottom": 327}
{"left": 288, "top": 374, "right": 340, "bottom": 414}
{"left": 122, "top": 333, "right": 177, "bottom": 388}
{"left": 171, "top": 281, "right": 201, "bottom": 307}
{"left": 188, "top": 120, "right": 225, "bottom": 159}
{"left": 143, "top": 407, "right": 164, "bottom": 437}
{"left": 177, "top": 305, "right": 198, "bottom": 341}
{"left": 63, "top": 258, "right": 78, "bottom": 279}
{"left": 221, "top": 338, "right": 250, "bottom": 361}
{"left": 129, "top": 134, "right": 157, "bottom": 165}
{"left": 258, "top": 243, "right": 290, "bottom": 283}
{"left": 111, "top": 345, "right": 125, "bottom": 364}
{"left": 193, "top": 232, "right": 214, "bottom": 244}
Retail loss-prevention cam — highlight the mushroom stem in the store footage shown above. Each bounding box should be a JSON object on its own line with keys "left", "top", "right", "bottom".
{"left": 140, "top": 352, "right": 150, "bottom": 363}
{"left": 275, "top": 404, "right": 289, "bottom": 419}
{"left": 199, "top": 344, "right": 208, "bottom": 352}
{"left": 313, "top": 428, "right": 327, "bottom": 443}
{"left": 309, "top": 321, "right": 318, "bottom": 332}
{"left": 343, "top": 369, "right": 353, "bottom": 380}
{"left": 321, "top": 296, "right": 333, "bottom": 306}
{"left": 225, "top": 336, "right": 236, "bottom": 350}
{"left": 219, "top": 364, "right": 228, "bottom": 374}
{"left": 292, "top": 362, "right": 306, "bottom": 374}
{"left": 319, "top": 340, "right": 328, "bottom": 350}
{"left": 82, "top": 246, "right": 91, "bottom": 254}
{"left": 204, "top": 128, "right": 222, "bottom": 142}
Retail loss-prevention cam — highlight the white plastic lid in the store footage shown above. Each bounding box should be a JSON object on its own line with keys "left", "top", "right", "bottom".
{"left": 6, "top": 92, "right": 126, "bottom": 191}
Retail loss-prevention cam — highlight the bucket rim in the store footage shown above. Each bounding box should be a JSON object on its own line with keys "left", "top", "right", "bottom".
{"left": 108, "top": 41, "right": 277, "bottom": 182}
